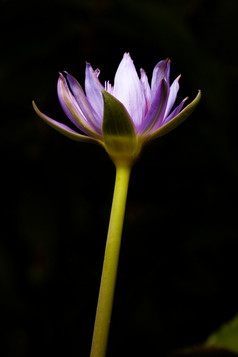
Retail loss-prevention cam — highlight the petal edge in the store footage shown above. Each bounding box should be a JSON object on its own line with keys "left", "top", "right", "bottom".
{"left": 146, "top": 90, "right": 201, "bottom": 141}
{"left": 32, "top": 101, "right": 102, "bottom": 145}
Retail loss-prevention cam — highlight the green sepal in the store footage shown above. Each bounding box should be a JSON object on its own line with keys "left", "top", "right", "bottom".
{"left": 147, "top": 90, "right": 201, "bottom": 141}
{"left": 102, "top": 90, "right": 139, "bottom": 166}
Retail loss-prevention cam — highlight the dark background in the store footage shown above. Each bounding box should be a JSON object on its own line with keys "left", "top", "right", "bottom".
{"left": 1, "top": 0, "right": 238, "bottom": 356}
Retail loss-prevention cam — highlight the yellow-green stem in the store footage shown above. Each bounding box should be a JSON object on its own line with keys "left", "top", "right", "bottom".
{"left": 90, "top": 164, "right": 132, "bottom": 357}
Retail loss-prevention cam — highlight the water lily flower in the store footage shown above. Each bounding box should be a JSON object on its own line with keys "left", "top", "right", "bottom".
{"left": 33, "top": 53, "right": 200, "bottom": 166}
{"left": 33, "top": 53, "right": 201, "bottom": 357}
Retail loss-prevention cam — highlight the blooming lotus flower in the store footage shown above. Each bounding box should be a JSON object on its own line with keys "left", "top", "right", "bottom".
{"left": 33, "top": 53, "right": 201, "bottom": 166}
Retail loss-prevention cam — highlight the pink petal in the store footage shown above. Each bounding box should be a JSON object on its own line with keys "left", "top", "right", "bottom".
{"left": 113, "top": 53, "right": 146, "bottom": 127}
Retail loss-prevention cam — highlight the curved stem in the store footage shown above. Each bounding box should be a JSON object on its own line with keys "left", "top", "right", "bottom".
{"left": 90, "top": 164, "right": 132, "bottom": 357}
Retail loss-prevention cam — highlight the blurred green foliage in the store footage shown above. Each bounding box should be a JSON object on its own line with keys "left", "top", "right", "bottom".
{"left": 206, "top": 315, "right": 238, "bottom": 353}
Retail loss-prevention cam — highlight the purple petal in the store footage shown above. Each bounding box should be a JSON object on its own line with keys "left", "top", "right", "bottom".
{"left": 104, "top": 80, "right": 113, "bottom": 95}
{"left": 145, "top": 91, "right": 201, "bottom": 140}
{"left": 163, "top": 97, "right": 188, "bottom": 125}
{"left": 140, "top": 68, "right": 151, "bottom": 114}
{"left": 57, "top": 75, "right": 87, "bottom": 132}
{"left": 139, "top": 78, "right": 168, "bottom": 134}
{"left": 32, "top": 101, "right": 100, "bottom": 144}
{"left": 57, "top": 74, "right": 102, "bottom": 137}
{"left": 113, "top": 53, "right": 146, "bottom": 127}
{"left": 85, "top": 62, "right": 104, "bottom": 123}
{"left": 151, "top": 59, "right": 170, "bottom": 100}
{"left": 164, "top": 75, "right": 181, "bottom": 119}
{"left": 62, "top": 72, "right": 97, "bottom": 123}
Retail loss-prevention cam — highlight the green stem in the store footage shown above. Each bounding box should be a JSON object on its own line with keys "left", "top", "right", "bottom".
{"left": 90, "top": 164, "right": 132, "bottom": 357}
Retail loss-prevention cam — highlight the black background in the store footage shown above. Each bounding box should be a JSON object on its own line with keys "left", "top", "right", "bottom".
{"left": 1, "top": 0, "right": 238, "bottom": 356}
